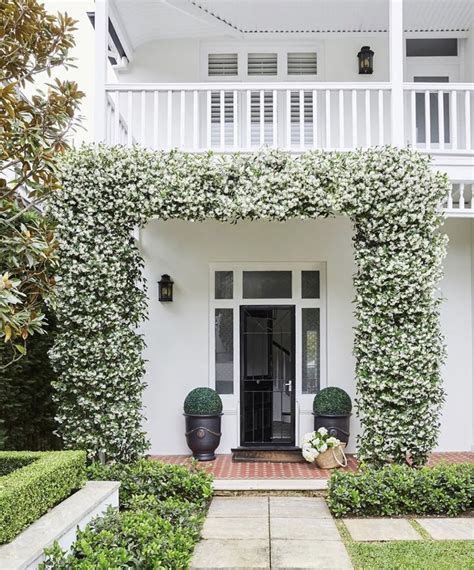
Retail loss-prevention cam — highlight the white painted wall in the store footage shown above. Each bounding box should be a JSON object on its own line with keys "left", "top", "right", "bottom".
{"left": 139, "top": 217, "right": 474, "bottom": 455}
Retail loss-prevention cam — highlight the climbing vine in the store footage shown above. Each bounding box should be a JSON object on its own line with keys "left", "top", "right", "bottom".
{"left": 51, "top": 145, "right": 448, "bottom": 465}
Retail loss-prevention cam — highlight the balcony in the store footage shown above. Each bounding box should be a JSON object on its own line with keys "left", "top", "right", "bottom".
{"left": 105, "top": 82, "right": 474, "bottom": 154}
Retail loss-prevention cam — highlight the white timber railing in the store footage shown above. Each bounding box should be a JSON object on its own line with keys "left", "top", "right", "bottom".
{"left": 404, "top": 83, "right": 474, "bottom": 152}
{"left": 445, "top": 182, "right": 474, "bottom": 217}
{"left": 104, "top": 82, "right": 392, "bottom": 151}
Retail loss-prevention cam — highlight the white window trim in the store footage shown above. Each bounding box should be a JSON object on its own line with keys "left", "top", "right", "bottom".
{"left": 209, "top": 261, "right": 327, "bottom": 446}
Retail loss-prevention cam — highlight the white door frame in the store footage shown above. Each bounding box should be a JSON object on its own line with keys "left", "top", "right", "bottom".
{"left": 209, "top": 261, "right": 327, "bottom": 447}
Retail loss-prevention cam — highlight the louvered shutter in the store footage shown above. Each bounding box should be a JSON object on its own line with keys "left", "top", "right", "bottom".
{"left": 290, "top": 91, "right": 315, "bottom": 146}
{"left": 248, "top": 53, "right": 278, "bottom": 76}
{"left": 250, "top": 91, "right": 274, "bottom": 146}
{"left": 287, "top": 52, "right": 317, "bottom": 75}
{"left": 211, "top": 91, "right": 236, "bottom": 147}
{"left": 208, "top": 53, "right": 238, "bottom": 76}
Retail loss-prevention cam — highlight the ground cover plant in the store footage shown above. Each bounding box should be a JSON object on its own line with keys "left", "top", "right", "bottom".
{"left": 328, "top": 463, "right": 474, "bottom": 517}
{"left": 41, "top": 459, "right": 213, "bottom": 569}
{"left": 0, "top": 450, "right": 86, "bottom": 543}
{"left": 52, "top": 145, "right": 448, "bottom": 467}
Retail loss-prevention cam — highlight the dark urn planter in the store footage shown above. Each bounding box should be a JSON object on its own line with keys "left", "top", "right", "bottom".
{"left": 184, "top": 413, "right": 222, "bottom": 461}
{"left": 314, "top": 413, "right": 351, "bottom": 445}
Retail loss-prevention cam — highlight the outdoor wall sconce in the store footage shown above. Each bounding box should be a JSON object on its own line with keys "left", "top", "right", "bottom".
{"left": 358, "top": 46, "right": 374, "bottom": 74}
{"left": 158, "top": 274, "right": 174, "bottom": 302}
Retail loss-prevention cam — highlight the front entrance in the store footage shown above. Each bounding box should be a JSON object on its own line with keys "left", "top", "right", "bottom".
{"left": 240, "top": 305, "right": 295, "bottom": 446}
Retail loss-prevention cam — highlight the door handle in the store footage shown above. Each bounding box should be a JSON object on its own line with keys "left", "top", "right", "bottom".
{"left": 284, "top": 381, "right": 292, "bottom": 393}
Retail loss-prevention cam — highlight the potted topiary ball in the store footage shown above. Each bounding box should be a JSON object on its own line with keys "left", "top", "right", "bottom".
{"left": 184, "top": 387, "right": 223, "bottom": 461}
{"left": 313, "top": 387, "right": 352, "bottom": 444}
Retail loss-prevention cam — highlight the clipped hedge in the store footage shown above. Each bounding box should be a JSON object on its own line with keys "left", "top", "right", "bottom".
{"left": 87, "top": 458, "right": 213, "bottom": 509}
{"left": 42, "top": 459, "right": 213, "bottom": 568}
{"left": 328, "top": 463, "right": 474, "bottom": 518}
{"left": 0, "top": 450, "right": 86, "bottom": 543}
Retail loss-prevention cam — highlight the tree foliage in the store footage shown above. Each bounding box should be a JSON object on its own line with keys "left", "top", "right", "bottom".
{"left": 0, "top": 0, "right": 83, "bottom": 363}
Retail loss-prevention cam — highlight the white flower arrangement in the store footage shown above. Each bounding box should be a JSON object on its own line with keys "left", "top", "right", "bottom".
{"left": 51, "top": 145, "right": 447, "bottom": 464}
{"left": 302, "top": 428, "right": 341, "bottom": 463}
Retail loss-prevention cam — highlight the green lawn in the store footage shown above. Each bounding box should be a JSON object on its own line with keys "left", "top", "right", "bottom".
{"left": 337, "top": 521, "right": 474, "bottom": 570}
{"left": 346, "top": 540, "right": 474, "bottom": 570}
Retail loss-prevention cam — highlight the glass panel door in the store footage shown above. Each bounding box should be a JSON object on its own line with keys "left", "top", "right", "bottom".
{"left": 240, "top": 306, "right": 295, "bottom": 446}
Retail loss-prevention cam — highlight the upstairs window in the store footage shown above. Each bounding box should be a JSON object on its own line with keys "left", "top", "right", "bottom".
{"left": 406, "top": 38, "right": 458, "bottom": 57}
{"left": 287, "top": 52, "right": 317, "bottom": 75}
{"left": 208, "top": 53, "right": 238, "bottom": 76}
{"left": 248, "top": 53, "right": 278, "bottom": 76}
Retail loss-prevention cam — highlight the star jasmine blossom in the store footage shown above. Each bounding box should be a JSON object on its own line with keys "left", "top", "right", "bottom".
{"left": 51, "top": 145, "right": 447, "bottom": 465}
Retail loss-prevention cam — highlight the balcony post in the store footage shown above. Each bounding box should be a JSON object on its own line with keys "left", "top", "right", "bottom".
{"left": 389, "top": 0, "right": 404, "bottom": 146}
{"left": 94, "top": 0, "right": 108, "bottom": 143}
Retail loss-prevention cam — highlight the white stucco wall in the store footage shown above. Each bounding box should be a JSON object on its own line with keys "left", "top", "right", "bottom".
{"left": 139, "top": 217, "right": 474, "bottom": 455}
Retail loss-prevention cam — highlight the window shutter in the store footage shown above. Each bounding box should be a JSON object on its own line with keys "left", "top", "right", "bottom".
{"left": 287, "top": 52, "right": 317, "bottom": 75}
{"left": 211, "top": 91, "right": 236, "bottom": 146}
{"left": 290, "top": 91, "right": 315, "bottom": 146}
{"left": 248, "top": 53, "right": 278, "bottom": 76}
{"left": 250, "top": 91, "right": 274, "bottom": 145}
{"left": 208, "top": 53, "right": 238, "bottom": 76}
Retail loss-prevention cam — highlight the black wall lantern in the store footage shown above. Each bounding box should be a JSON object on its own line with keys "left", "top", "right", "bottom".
{"left": 158, "top": 274, "right": 174, "bottom": 302}
{"left": 358, "top": 46, "right": 374, "bottom": 75}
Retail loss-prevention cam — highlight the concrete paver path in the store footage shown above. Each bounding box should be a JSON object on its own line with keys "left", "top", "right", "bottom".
{"left": 416, "top": 518, "right": 474, "bottom": 540}
{"left": 191, "top": 496, "right": 353, "bottom": 569}
{"left": 344, "top": 518, "right": 422, "bottom": 542}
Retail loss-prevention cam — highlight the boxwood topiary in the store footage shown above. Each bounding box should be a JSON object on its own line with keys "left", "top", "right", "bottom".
{"left": 313, "top": 387, "right": 352, "bottom": 415}
{"left": 183, "top": 388, "right": 223, "bottom": 416}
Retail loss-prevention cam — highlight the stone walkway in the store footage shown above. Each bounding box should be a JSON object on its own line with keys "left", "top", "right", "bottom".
{"left": 190, "top": 496, "right": 353, "bottom": 569}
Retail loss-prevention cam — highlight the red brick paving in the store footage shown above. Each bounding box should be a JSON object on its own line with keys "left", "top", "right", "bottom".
{"left": 150, "top": 451, "right": 473, "bottom": 479}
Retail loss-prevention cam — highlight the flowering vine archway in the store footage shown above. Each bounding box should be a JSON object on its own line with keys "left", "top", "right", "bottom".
{"left": 51, "top": 145, "right": 448, "bottom": 466}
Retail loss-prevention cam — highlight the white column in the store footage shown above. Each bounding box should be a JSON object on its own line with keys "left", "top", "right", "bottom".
{"left": 389, "top": 0, "right": 404, "bottom": 146}
{"left": 94, "top": 0, "right": 109, "bottom": 143}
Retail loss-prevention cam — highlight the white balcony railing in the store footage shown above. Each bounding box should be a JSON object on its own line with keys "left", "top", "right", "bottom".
{"left": 104, "top": 82, "right": 393, "bottom": 151}
{"left": 104, "top": 82, "right": 474, "bottom": 159}
{"left": 404, "top": 84, "right": 474, "bottom": 153}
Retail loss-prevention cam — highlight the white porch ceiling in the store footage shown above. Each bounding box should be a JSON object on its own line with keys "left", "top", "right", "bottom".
{"left": 112, "top": 0, "right": 474, "bottom": 48}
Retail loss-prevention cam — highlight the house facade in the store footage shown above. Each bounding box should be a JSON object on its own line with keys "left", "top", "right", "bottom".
{"left": 92, "top": 0, "right": 474, "bottom": 455}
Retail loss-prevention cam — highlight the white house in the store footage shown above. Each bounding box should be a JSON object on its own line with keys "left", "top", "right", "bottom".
{"left": 90, "top": 0, "right": 474, "bottom": 456}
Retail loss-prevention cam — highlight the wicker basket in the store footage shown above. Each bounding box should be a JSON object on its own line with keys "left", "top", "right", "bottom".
{"left": 315, "top": 443, "right": 347, "bottom": 469}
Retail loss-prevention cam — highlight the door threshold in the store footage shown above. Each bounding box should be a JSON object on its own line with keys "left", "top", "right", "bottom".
{"left": 231, "top": 446, "right": 304, "bottom": 463}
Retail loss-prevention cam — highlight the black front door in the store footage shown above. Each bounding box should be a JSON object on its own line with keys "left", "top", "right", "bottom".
{"left": 240, "top": 306, "right": 295, "bottom": 446}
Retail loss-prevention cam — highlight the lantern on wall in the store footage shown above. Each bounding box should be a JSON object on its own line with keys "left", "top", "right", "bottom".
{"left": 358, "top": 46, "right": 374, "bottom": 74}
{"left": 158, "top": 274, "right": 174, "bottom": 302}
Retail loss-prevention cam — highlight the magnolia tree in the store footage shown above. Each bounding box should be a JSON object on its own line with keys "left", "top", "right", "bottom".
{"left": 0, "top": 0, "right": 83, "bottom": 365}
{"left": 52, "top": 146, "right": 448, "bottom": 466}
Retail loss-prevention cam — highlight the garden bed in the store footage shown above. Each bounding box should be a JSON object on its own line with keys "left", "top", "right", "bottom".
{"left": 41, "top": 459, "right": 214, "bottom": 568}
{"left": 328, "top": 463, "right": 474, "bottom": 518}
{"left": 0, "top": 451, "right": 86, "bottom": 544}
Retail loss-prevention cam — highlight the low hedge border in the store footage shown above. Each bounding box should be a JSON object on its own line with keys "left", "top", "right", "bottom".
{"left": 327, "top": 463, "right": 474, "bottom": 518}
{"left": 41, "top": 459, "right": 214, "bottom": 568}
{"left": 0, "top": 450, "right": 86, "bottom": 543}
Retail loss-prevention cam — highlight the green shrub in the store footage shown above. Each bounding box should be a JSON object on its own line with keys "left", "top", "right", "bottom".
{"left": 328, "top": 463, "right": 474, "bottom": 517}
{"left": 0, "top": 451, "right": 86, "bottom": 543}
{"left": 42, "top": 461, "right": 213, "bottom": 569}
{"left": 0, "top": 310, "right": 60, "bottom": 452}
{"left": 184, "top": 387, "right": 223, "bottom": 415}
{"left": 41, "top": 505, "right": 198, "bottom": 569}
{"left": 313, "top": 387, "right": 352, "bottom": 415}
{"left": 87, "top": 458, "right": 213, "bottom": 509}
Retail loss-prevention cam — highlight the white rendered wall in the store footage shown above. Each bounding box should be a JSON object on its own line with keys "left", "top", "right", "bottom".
{"left": 140, "top": 218, "right": 357, "bottom": 454}
{"left": 140, "top": 217, "right": 473, "bottom": 455}
{"left": 439, "top": 219, "right": 473, "bottom": 452}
